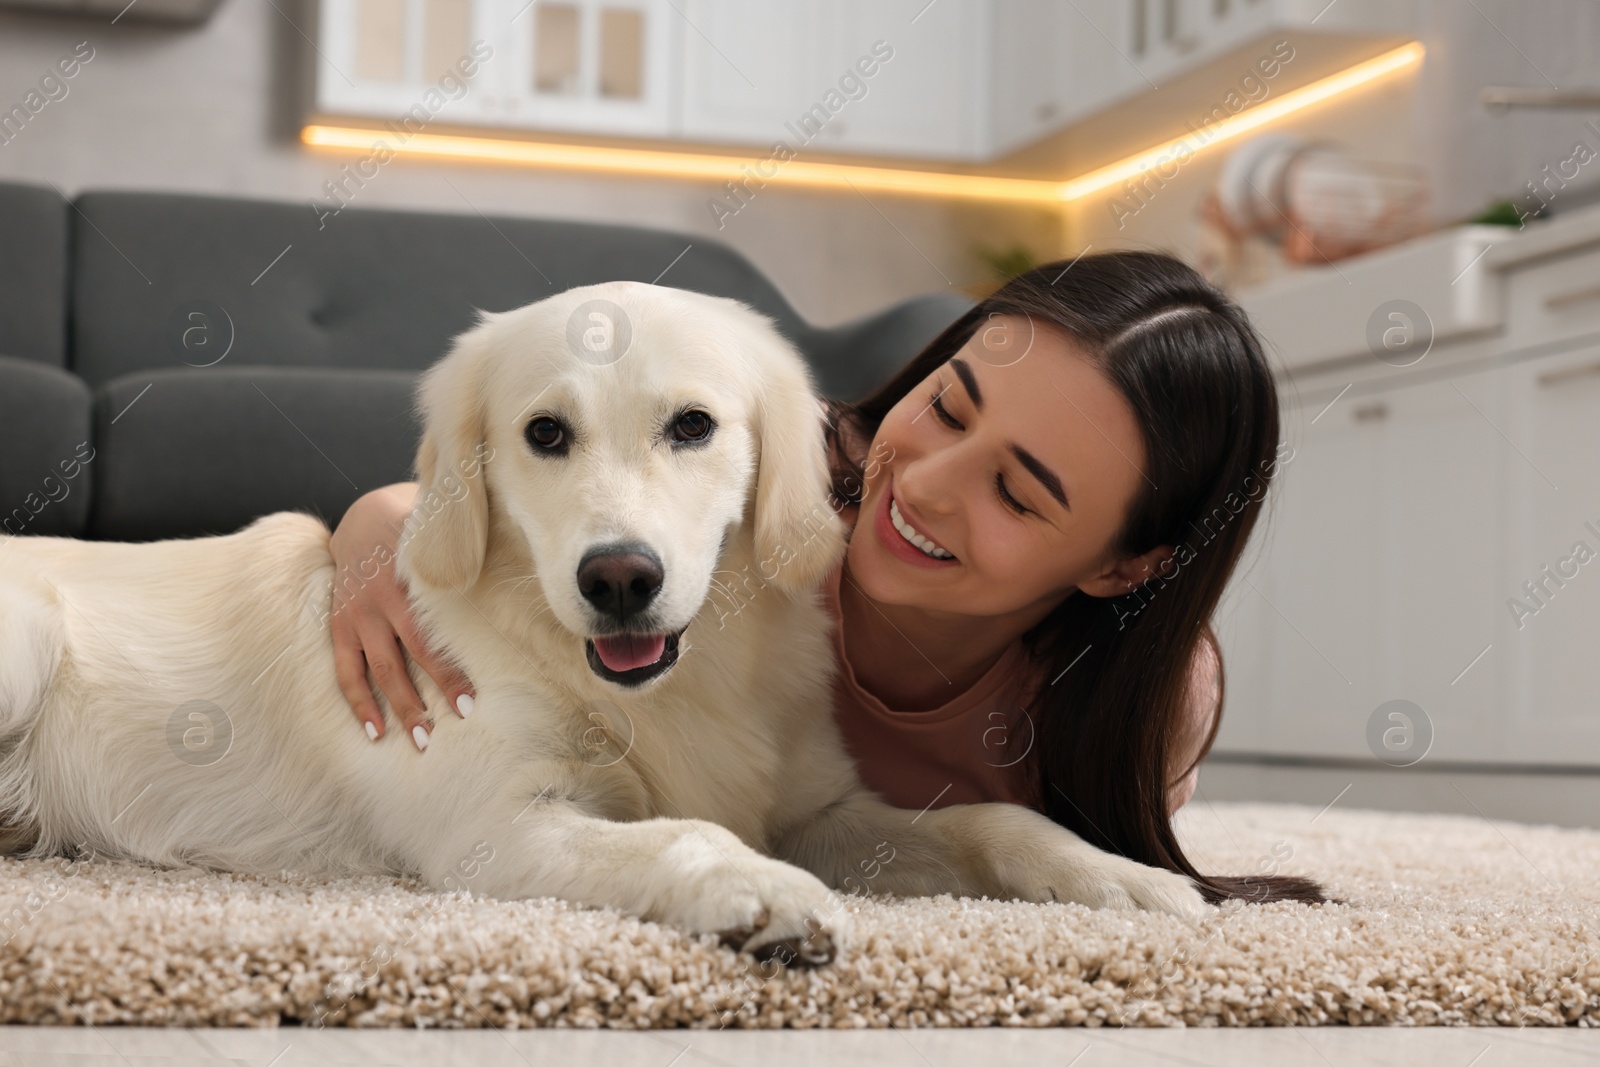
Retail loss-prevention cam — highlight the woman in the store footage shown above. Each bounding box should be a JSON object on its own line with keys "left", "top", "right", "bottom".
{"left": 326, "top": 251, "right": 1324, "bottom": 904}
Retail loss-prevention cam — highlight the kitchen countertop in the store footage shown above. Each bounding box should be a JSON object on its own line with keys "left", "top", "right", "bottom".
{"left": 1235, "top": 199, "right": 1600, "bottom": 375}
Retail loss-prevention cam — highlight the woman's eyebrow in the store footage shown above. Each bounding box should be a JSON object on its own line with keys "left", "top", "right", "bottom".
{"left": 949, "top": 358, "right": 982, "bottom": 411}
{"left": 1008, "top": 444, "right": 1071, "bottom": 512}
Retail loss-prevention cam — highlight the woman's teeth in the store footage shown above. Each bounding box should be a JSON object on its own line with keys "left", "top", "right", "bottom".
{"left": 889, "top": 497, "right": 954, "bottom": 559}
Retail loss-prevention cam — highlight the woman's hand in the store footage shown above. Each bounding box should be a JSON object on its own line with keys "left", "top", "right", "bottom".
{"left": 327, "top": 482, "right": 475, "bottom": 751}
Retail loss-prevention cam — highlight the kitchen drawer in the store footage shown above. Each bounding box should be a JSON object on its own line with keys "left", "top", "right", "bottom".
{"left": 1505, "top": 240, "right": 1600, "bottom": 349}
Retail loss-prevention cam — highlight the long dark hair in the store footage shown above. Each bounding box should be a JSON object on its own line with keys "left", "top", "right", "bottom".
{"left": 824, "top": 251, "right": 1326, "bottom": 905}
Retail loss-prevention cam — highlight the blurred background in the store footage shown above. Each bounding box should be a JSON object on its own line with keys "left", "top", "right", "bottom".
{"left": 2, "top": 0, "right": 1598, "bottom": 827}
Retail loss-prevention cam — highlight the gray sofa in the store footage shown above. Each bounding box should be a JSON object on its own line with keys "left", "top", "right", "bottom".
{"left": 0, "top": 181, "right": 971, "bottom": 542}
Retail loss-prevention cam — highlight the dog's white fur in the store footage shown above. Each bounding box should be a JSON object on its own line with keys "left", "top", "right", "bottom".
{"left": 0, "top": 282, "right": 1205, "bottom": 963}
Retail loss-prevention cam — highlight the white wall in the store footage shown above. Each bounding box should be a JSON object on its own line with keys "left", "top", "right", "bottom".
{"left": 0, "top": 0, "right": 997, "bottom": 327}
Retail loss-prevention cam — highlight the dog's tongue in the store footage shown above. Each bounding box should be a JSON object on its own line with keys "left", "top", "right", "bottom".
{"left": 592, "top": 633, "right": 667, "bottom": 672}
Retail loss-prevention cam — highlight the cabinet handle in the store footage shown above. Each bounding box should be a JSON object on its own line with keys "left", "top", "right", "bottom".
{"left": 1545, "top": 282, "right": 1600, "bottom": 311}
{"left": 1352, "top": 401, "right": 1390, "bottom": 422}
{"left": 1537, "top": 358, "right": 1600, "bottom": 387}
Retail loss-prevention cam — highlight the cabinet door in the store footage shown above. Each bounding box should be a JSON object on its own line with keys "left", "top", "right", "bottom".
{"left": 1380, "top": 361, "right": 1510, "bottom": 764}
{"left": 987, "top": 0, "right": 1071, "bottom": 157}
{"left": 824, "top": 0, "right": 985, "bottom": 160}
{"left": 1211, "top": 484, "right": 1274, "bottom": 755}
{"left": 675, "top": 1, "right": 835, "bottom": 147}
{"left": 318, "top": 0, "right": 674, "bottom": 136}
{"left": 1246, "top": 360, "right": 1507, "bottom": 763}
{"left": 1503, "top": 345, "right": 1600, "bottom": 765}
{"left": 491, "top": 0, "right": 677, "bottom": 136}
{"left": 1255, "top": 383, "right": 1393, "bottom": 760}
{"left": 318, "top": 0, "right": 487, "bottom": 120}
{"left": 1062, "top": 0, "right": 1148, "bottom": 121}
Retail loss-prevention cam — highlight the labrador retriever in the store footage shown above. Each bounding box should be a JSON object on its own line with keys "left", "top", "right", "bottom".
{"left": 0, "top": 282, "right": 1205, "bottom": 967}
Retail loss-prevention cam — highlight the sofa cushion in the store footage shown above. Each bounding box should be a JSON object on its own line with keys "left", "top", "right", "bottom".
{"left": 0, "top": 355, "right": 94, "bottom": 537}
{"left": 89, "top": 366, "right": 419, "bottom": 541}
{"left": 68, "top": 190, "right": 813, "bottom": 390}
{"left": 0, "top": 181, "right": 70, "bottom": 367}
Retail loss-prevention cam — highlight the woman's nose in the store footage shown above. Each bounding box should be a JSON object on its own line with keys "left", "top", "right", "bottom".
{"left": 895, "top": 450, "right": 964, "bottom": 517}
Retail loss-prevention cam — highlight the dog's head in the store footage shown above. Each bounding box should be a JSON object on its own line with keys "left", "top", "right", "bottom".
{"left": 397, "top": 281, "right": 846, "bottom": 688}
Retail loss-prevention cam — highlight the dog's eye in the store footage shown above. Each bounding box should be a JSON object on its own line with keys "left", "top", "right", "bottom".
{"left": 670, "top": 410, "right": 714, "bottom": 444}
{"left": 525, "top": 416, "right": 566, "bottom": 452}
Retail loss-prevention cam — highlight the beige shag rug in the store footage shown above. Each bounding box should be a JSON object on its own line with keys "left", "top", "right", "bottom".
{"left": 1, "top": 801, "right": 1596, "bottom": 1029}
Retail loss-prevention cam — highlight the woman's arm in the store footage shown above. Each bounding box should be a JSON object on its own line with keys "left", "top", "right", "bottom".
{"left": 327, "top": 482, "right": 476, "bottom": 751}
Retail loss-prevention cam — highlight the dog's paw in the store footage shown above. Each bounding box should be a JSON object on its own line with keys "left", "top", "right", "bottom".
{"left": 1008, "top": 853, "right": 1210, "bottom": 922}
{"left": 1094, "top": 861, "right": 1210, "bottom": 921}
{"left": 652, "top": 835, "right": 848, "bottom": 967}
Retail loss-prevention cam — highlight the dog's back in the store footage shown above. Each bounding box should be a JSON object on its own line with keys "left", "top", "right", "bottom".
{"left": 0, "top": 512, "right": 410, "bottom": 872}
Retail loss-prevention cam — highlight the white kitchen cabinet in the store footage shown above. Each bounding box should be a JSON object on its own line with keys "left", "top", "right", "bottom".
{"left": 491, "top": 0, "right": 677, "bottom": 137}
{"left": 1502, "top": 344, "right": 1600, "bottom": 765}
{"left": 1220, "top": 207, "right": 1600, "bottom": 772}
{"left": 1216, "top": 352, "right": 1513, "bottom": 763}
{"left": 1210, "top": 488, "right": 1274, "bottom": 754}
{"left": 1378, "top": 359, "right": 1511, "bottom": 764}
{"left": 989, "top": 0, "right": 1148, "bottom": 158}
{"left": 318, "top": 0, "right": 678, "bottom": 137}
{"left": 823, "top": 0, "right": 987, "bottom": 160}
{"left": 675, "top": 2, "right": 835, "bottom": 147}
{"left": 1125, "top": 0, "right": 1413, "bottom": 87}
{"left": 316, "top": 0, "right": 1418, "bottom": 161}
{"left": 1129, "top": 0, "right": 1268, "bottom": 86}
{"left": 1252, "top": 378, "right": 1393, "bottom": 760}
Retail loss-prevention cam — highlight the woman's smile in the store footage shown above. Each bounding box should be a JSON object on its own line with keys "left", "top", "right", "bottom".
{"left": 872, "top": 477, "right": 959, "bottom": 567}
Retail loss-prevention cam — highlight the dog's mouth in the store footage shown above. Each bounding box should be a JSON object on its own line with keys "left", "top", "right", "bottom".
{"left": 585, "top": 629, "right": 684, "bottom": 687}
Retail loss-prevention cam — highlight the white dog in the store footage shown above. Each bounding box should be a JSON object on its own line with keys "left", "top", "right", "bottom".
{"left": 0, "top": 282, "right": 1204, "bottom": 966}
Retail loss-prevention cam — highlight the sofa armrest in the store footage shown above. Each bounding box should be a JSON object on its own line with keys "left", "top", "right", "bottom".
{"left": 0, "top": 355, "right": 93, "bottom": 537}
{"left": 801, "top": 292, "right": 975, "bottom": 402}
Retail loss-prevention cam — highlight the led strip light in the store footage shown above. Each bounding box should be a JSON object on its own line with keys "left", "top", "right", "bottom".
{"left": 302, "top": 41, "right": 1424, "bottom": 205}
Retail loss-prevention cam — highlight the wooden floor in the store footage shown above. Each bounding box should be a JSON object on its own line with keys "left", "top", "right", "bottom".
{"left": 1, "top": 1026, "right": 1596, "bottom": 1066}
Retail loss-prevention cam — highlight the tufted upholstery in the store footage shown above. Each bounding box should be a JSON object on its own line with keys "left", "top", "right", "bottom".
{"left": 0, "top": 182, "right": 972, "bottom": 541}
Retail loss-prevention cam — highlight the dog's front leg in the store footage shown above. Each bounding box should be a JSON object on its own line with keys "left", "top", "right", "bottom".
{"left": 427, "top": 797, "right": 847, "bottom": 965}
{"left": 772, "top": 788, "right": 1207, "bottom": 920}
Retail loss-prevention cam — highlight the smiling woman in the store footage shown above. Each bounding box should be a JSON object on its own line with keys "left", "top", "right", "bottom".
{"left": 820, "top": 251, "right": 1323, "bottom": 905}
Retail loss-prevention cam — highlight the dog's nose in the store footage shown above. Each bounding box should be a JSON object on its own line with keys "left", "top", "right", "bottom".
{"left": 577, "top": 546, "right": 664, "bottom": 619}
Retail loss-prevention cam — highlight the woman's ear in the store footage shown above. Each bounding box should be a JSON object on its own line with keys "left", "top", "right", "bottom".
{"left": 399, "top": 324, "right": 493, "bottom": 591}
{"left": 750, "top": 334, "right": 847, "bottom": 595}
{"left": 1080, "top": 543, "right": 1176, "bottom": 598}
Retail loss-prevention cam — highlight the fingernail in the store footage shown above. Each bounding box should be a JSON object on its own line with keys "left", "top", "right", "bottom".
{"left": 364, "top": 720, "right": 379, "bottom": 742}
{"left": 456, "top": 693, "right": 475, "bottom": 718}
{"left": 412, "top": 724, "right": 430, "bottom": 752}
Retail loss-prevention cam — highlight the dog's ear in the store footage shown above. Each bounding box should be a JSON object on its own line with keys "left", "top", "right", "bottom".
{"left": 400, "top": 324, "right": 492, "bottom": 591}
{"left": 750, "top": 334, "right": 847, "bottom": 595}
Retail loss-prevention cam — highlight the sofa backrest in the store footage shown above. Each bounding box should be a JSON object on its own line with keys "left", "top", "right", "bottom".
{"left": 0, "top": 182, "right": 970, "bottom": 541}
{"left": 0, "top": 181, "right": 70, "bottom": 367}
{"left": 68, "top": 190, "right": 814, "bottom": 389}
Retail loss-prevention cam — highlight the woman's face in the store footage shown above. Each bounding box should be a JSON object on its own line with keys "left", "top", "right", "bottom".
{"left": 849, "top": 314, "right": 1167, "bottom": 621}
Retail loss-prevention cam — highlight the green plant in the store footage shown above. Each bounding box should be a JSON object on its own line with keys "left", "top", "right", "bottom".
{"left": 974, "top": 243, "right": 1038, "bottom": 282}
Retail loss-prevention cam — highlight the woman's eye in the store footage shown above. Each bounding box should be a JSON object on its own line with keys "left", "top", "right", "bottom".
{"left": 928, "top": 389, "right": 962, "bottom": 429}
{"left": 994, "top": 472, "right": 1029, "bottom": 516}
{"left": 670, "top": 409, "right": 715, "bottom": 444}
{"left": 525, "top": 416, "right": 566, "bottom": 451}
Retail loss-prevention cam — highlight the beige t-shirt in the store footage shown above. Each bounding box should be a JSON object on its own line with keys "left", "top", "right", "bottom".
{"left": 822, "top": 557, "right": 1045, "bottom": 812}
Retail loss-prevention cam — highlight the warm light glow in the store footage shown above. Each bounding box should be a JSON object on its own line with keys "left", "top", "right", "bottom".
{"left": 301, "top": 41, "right": 1424, "bottom": 205}
{"left": 1060, "top": 41, "right": 1426, "bottom": 200}
{"left": 301, "top": 125, "right": 1067, "bottom": 202}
